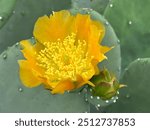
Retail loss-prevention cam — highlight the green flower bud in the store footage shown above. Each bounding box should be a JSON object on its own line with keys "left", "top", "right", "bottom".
{"left": 90, "top": 68, "right": 125, "bottom": 100}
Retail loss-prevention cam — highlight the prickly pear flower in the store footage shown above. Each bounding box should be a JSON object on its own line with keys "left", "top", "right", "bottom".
{"left": 18, "top": 10, "right": 111, "bottom": 94}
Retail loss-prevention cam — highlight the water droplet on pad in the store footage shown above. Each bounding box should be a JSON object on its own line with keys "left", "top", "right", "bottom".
{"left": 97, "top": 96, "right": 100, "bottom": 100}
{"left": 3, "top": 53, "right": 7, "bottom": 59}
{"left": 113, "top": 100, "right": 116, "bottom": 103}
{"left": 105, "top": 21, "right": 109, "bottom": 26}
{"left": 0, "top": 16, "right": 4, "bottom": 21}
{"left": 105, "top": 100, "right": 109, "bottom": 103}
{"left": 128, "top": 21, "right": 132, "bottom": 25}
{"left": 137, "top": 58, "right": 140, "bottom": 61}
{"left": 18, "top": 88, "right": 23, "bottom": 92}
{"left": 97, "top": 104, "right": 100, "bottom": 107}
{"left": 109, "top": 4, "right": 113, "bottom": 8}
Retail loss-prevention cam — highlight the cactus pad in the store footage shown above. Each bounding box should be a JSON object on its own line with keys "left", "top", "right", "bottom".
{"left": 0, "top": 0, "right": 16, "bottom": 29}
{"left": 104, "top": 0, "right": 150, "bottom": 69}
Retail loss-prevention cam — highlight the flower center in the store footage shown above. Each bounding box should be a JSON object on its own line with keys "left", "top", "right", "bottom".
{"left": 36, "top": 33, "right": 94, "bottom": 83}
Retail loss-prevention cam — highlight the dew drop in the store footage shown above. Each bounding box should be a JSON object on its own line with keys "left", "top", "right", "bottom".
{"left": 105, "top": 100, "right": 109, "bottom": 103}
{"left": 128, "top": 21, "right": 132, "bottom": 25}
{"left": 117, "top": 91, "right": 119, "bottom": 95}
{"left": 83, "top": 8, "right": 93, "bottom": 14}
{"left": 116, "top": 96, "right": 119, "bottom": 100}
{"left": 3, "top": 53, "right": 7, "bottom": 59}
{"left": 113, "top": 100, "right": 116, "bottom": 103}
{"left": 0, "top": 16, "right": 4, "bottom": 21}
{"left": 111, "top": 97, "right": 114, "bottom": 99}
{"left": 90, "top": 96, "right": 93, "bottom": 99}
{"left": 105, "top": 21, "right": 109, "bottom": 26}
{"left": 85, "top": 98, "right": 88, "bottom": 102}
{"left": 30, "top": 37, "right": 36, "bottom": 45}
{"left": 90, "top": 88, "right": 92, "bottom": 92}
{"left": 15, "top": 42, "right": 19, "bottom": 47}
{"left": 97, "top": 104, "right": 100, "bottom": 107}
{"left": 117, "top": 39, "right": 120, "bottom": 43}
{"left": 97, "top": 96, "right": 100, "bottom": 100}
{"left": 18, "top": 88, "right": 23, "bottom": 92}
{"left": 137, "top": 58, "right": 140, "bottom": 61}
{"left": 109, "top": 4, "right": 113, "bottom": 8}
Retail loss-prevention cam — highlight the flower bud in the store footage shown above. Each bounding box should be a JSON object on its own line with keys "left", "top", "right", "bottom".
{"left": 90, "top": 68, "right": 125, "bottom": 100}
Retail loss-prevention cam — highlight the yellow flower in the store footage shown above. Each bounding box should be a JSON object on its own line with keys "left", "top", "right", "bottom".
{"left": 18, "top": 10, "right": 111, "bottom": 94}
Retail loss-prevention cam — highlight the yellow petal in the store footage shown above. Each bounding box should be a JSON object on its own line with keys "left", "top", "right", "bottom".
{"left": 20, "top": 40, "right": 36, "bottom": 62}
{"left": 20, "top": 40, "right": 45, "bottom": 76}
{"left": 91, "top": 59, "right": 100, "bottom": 75}
{"left": 74, "top": 75, "right": 95, "bottom": 88}
{"left": 33, "top": 41, "right": 45, "bottom": 52}
{"left": 88, "top": 24, "right": 105, "bottom": 62}
{"left": 51, "top": 79, "right": 75, "bottom": 94}
{"left": 33, "top": 10, "right": 74, "bottom": 43}
{"left": 74, "top": 14, "right": 91, "bottom": 41}
{"left": 18, "top": 60, "right": 41, "bottom": 87}
{"left": 92, "top": 20, "right": 105, "bottom": 43}
{"left": 100, "top": 46, "right": 113, "bottom": 54}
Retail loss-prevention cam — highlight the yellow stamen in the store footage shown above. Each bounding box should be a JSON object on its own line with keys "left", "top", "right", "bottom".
{"left": 36, "top": 33, "right": 95, "bottom": 85}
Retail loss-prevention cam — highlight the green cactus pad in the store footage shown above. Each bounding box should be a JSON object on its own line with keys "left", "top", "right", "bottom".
{"left": 71, "top": 0, "right": 109, "bottom": 14}
{"left": 90, "top": 0, "right": 109, "bottom": 14}
{"left": 0, "top": 0, "right": 16, "bottom": 29}
{"left": 70, "top": 8, "right": 121, "bottom": 112}
{"left": 0, "top": 0, "right": 72, "bottom": 53}
{"left": 104, "top": 0, "right": 150, "bottom": 69}
{"left": 104, "top": 58, "right": 150, "bottom": 112}
{"left": 0, "top": 43, "right": 90, "bottom": 112}
{"left": 71, "top": 0, "right": 90, "bottom": 9}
